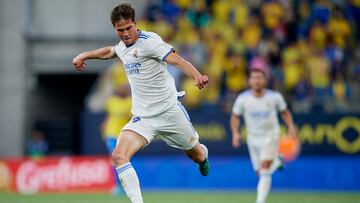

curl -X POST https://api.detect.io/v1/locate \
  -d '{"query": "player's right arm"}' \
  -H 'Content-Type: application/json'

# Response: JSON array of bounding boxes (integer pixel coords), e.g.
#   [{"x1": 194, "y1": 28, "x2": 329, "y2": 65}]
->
[
  {"x1": 72, "y1": 46, "x2": 117, "y2": 71},
  {"x1": 230, "y1": 113, "x2": 241, "y2": 148}
]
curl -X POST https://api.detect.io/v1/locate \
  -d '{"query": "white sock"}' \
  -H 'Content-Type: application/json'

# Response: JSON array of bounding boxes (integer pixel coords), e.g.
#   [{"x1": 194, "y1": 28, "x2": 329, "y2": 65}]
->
[
  {"x1": 256, "y1": 169, "x2": 272, "y2": 203},
  {"x1": 269, "y1": 157, "x2": 281, "y2": 174},
  {"x1": 200, "y1": 144, "x2": 208, "y2": 160},
  {"x1": 116, "y1": 163, "x2": 143, "y2": 203}
]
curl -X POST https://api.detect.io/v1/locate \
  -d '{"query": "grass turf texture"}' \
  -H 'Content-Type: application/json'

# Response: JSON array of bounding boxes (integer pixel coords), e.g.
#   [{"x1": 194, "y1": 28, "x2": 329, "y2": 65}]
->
[{"x1": 1, "y1": 191, "x2": 359, "y2": 203}]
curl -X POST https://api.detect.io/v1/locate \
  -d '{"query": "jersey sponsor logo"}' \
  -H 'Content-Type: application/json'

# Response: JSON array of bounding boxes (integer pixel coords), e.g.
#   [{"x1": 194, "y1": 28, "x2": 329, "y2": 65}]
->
[
  {"x1": 132, "y1": 117, "x2": 141, "y2": 123},
  {"x1": 249, "y1": 111, "x2": 270, "y2": 119},
  {"x1": 124, "y1": 62, "x2": 141, "y2": 75}
]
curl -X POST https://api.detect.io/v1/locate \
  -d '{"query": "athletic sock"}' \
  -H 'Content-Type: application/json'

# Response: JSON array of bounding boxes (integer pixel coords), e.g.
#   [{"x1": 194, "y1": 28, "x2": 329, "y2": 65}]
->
[
  {"x1": 116, "y1": 162, "x2": 143, "y2": 203},
  {"x1": 200, "y1": 144, "x2": 208, "y2": 160},
  {"x1": 256, "y1": 169, "x2": 272, "y2": 203},
  {"x1": 269, "y1": 156, "x2": 281, "y2": 174}
]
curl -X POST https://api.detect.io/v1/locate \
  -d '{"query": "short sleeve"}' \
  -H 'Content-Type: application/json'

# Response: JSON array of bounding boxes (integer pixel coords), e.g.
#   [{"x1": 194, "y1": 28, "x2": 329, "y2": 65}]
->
[
  {"x1": 232, "y1": 95, "x2": 244, "y2": 116},
  {"x1": 144, "y1": 33, "x2": 174, "y2": 61},
  {"x1": 113, "y1": 42, "x2": 123, "y2": 58},
  {"x1": 275, "y1": 92, "x2": 287, "y2": 112},
  {"x1": 112, "y1": 46, "x2": 117, "y2": 57}
]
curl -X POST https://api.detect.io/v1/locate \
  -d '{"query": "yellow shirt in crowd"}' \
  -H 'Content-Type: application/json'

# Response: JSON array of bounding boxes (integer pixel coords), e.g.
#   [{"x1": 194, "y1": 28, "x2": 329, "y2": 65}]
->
[
  {"x1": 327, "y1": 18, "x2": 351, "y2": 48},
  {"x1": 103, "y1": 96, "x2": 132, "y2": 138},
  {"x1": 262, "y1": 1, "x2": 284, "y2": 30}
]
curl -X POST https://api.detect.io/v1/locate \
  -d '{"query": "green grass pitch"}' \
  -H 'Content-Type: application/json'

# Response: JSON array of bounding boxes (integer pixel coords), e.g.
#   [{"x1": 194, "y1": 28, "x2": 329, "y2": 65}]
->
[{"x1": 1, "y1": 191, "x2": 359, "y2": 203}]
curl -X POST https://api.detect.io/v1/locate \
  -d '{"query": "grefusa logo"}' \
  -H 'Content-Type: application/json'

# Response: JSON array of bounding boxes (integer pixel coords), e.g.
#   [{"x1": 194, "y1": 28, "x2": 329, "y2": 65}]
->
[{"x1": 16, "y1": 158, "x2": 110, "y2": 193}]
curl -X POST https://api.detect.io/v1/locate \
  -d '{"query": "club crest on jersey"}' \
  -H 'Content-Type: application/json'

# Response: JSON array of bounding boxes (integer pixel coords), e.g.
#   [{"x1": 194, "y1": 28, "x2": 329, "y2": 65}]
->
[
  {"x1": 265, "y1": 102, "x2": 271, "y2": 108},
  {"x1": 133, "y1": 49, "x2": 138, "y2": 58}
]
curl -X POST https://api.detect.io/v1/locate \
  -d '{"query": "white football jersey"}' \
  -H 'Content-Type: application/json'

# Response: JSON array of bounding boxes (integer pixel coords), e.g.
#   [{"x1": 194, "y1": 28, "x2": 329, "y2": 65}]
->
[
  {"x1": 114, "y1": 31, "x2": 178, "y2": 117},
  {"x1": 232, "y1": 89, "x2": 287, "y2": 145}
]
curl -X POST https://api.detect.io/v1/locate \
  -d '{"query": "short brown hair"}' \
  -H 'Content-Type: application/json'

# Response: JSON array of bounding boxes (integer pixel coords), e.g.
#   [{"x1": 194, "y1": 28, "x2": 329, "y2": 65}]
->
[
  {"x1": 249, "y1": 68, "x2": 267, "y2": 78},
  {"x1": 110, "y1": 3, "x2": 135, "y2": 26}
]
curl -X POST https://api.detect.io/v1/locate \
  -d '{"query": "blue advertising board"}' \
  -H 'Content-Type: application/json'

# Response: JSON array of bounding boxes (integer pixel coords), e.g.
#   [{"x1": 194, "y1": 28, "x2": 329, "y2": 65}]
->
[
  {"x1": 131, "y1": 156, "x2": 360, "y2": 190},
  {"x1": 81, "y1": 110, "x2": 360, "y2": 155},
  {"x1": 80, "y1": 110, "x2": 360, "y2": 190}
]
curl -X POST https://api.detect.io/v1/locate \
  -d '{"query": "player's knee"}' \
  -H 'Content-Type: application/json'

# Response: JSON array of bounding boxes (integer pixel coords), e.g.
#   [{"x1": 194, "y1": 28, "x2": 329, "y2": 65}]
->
[
  {"x1": 190, "y1": 152, "x2": 204, "y2": 163},
  {"x1": 111, "y1": 151, "x2": 129, "y2": 165},
  {"x1": 261, "y1": 160, "x2": 272, "y2": 169}
]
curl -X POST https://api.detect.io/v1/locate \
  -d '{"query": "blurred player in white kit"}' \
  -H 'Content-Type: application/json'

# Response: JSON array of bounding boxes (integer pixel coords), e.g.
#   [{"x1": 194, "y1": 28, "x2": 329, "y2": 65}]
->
[
  {"x1": 230, "y1": 69, "x2": 297, "y2": 203},
  {"x1": 72, "y1": 3, "x2": 210, "y2": 203}
]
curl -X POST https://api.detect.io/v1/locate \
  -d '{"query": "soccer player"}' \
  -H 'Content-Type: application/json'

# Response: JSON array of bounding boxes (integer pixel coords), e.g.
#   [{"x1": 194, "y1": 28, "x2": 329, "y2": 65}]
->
[
  {"x1": 230, "y1": 69, "x2": 297, "y2": 203},
  {"x1": 72, "y1": 3, "x2": 210, "y2": 203}
]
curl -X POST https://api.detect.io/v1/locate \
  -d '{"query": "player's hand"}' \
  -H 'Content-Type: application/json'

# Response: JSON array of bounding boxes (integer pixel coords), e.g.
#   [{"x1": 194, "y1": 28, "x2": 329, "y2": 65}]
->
[
  {"x1": 72, "y1": 54, "x2": 87, "y2": 72},
  {"x1": 194, "y1": 75, "x2": 208, "y2": 89},
  {"x1": 232, "y1": 133, "x2": 241, "y2": 148}
]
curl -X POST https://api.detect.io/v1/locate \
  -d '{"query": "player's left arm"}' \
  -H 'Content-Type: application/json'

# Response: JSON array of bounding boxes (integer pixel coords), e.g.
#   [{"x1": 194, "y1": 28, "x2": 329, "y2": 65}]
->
[
  {"x1": 280, "y1": 109, "x2": 297, "y2": 138},
  {"x1": 276, "y1": 92, "x2": 296, "y2": 137},
  {"x1": 164, "y1": 52, "x2": 208, "y2": 89}
]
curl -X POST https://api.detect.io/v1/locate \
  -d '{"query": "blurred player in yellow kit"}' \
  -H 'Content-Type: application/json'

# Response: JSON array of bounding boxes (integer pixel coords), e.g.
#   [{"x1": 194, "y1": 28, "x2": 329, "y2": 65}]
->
[
  {"x1": 101, "y1": 82, "x2": 132, "y2": 195},
  {"x1": 102, "y1": 84, "x2": 132, "y2": 151}
]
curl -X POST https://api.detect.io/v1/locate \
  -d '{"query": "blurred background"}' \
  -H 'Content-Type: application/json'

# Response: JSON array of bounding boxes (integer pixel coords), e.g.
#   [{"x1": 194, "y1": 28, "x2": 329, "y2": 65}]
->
[{"x1": 0, "y1": 0, "x2": 360, "y2": 201}]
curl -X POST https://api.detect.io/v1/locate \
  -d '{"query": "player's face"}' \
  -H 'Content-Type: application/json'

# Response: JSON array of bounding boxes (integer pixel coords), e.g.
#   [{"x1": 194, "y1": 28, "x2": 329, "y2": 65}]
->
[
  {"x1": 114, "y1": 18, "x2": 138, "y2": 46},
  {"x1": 249, "y1": 71, "x2": 266, "y2": 91}
]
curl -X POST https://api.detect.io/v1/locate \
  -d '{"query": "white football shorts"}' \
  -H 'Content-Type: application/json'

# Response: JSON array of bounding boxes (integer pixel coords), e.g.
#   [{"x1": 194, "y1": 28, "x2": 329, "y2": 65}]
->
[
  {"x1": 120, "y1": 101, "x2": 199, "y2": 150},
  {"x1": 248, "y1": 137, "x2": 279, "y2": 171}
]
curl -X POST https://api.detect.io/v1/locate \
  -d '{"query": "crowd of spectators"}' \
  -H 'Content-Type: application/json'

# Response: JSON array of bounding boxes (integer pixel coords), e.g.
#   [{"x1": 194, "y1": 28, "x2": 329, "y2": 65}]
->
[{"x1": 100, "y1": 0, "x2": 360, "y2": 113}]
